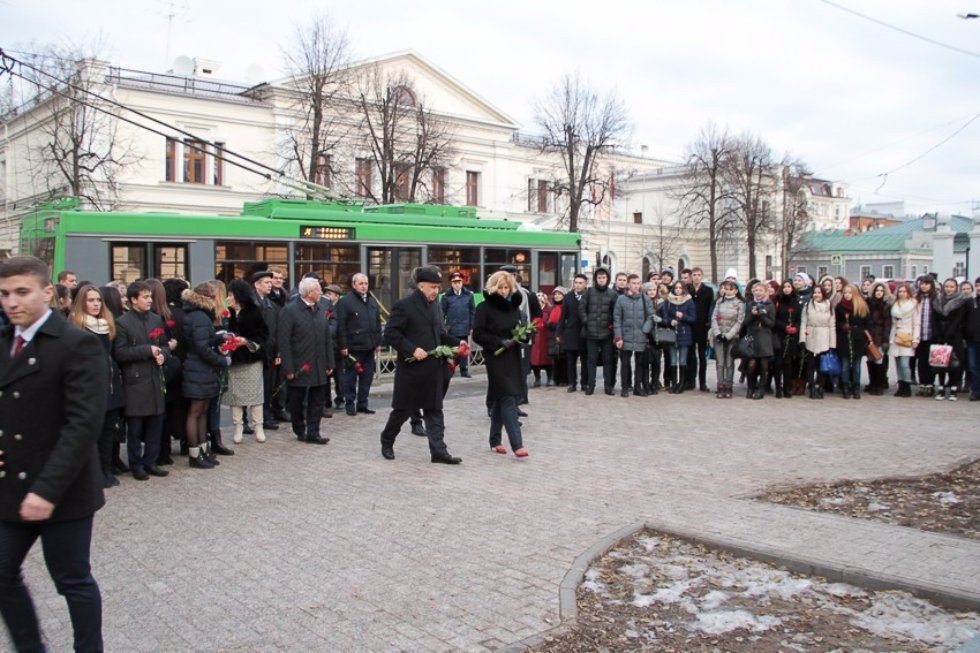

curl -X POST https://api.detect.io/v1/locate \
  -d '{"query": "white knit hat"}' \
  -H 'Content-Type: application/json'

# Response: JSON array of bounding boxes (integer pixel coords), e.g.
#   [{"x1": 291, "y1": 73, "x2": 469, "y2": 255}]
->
[{"x1": 725, "y1": 268, "x2": 738, "y2": 281}]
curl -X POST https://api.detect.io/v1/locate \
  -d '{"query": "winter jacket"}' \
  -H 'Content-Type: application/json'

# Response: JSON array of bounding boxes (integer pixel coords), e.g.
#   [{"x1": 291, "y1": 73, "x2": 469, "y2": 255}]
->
[
  {"x1": 256, "y1": 294, "x2": 280, "y2": 361},
  {"x1": 578, "y1": 268, "x2": 616, "y2": 340},
  {"x1": 474, "y1": 291, "x2": 525, "y2": 398},
  {"x1": 90, "y1": 330, "x2": 126, "y2": 412},
  {"x1": 614, "y1": 292, "x2": 655, "y2": 352},
  {"x1": 278, "y1": 298, "x2": 335, "y2": 388},
  {"x1": 889, "y1": 299, "x2": 921, "y2": 357},
  {"x1": 558, "y1": 291, "x2": 585, "y2": 350},
  {"x1": 742, "y1": 298, "x2": 776, "y2": 358},
  {"x1": 180, "y1": 289, "x2": 231, "y2": 400},
  {"x1": 933, "y1": 292, "x2": 968, "y2": 351},
  {"x1": 336, "y1": 291, "x2": 382, "y2": 352},
  {"x1": 866, "y1": 288, "x2": 892, "y2": 350},
  {"x1": 773, "y1": 293, "x2": 802, "y2": 362},
  {"x1": 965, "y1": 296, "x2": 980, "y2": 345},
  {"x1": 114, "y1": 309, "x2": 169, "y2": 417},
  {"x1": 710, "y1": 295, "x2": 744, "y2": 343},
  {"x1": 800, "y1": 299, "x2": 836, "y2": 355},
  {"x1": 440, "y1": 287, "x2": 476, "y2": 337},
  {"x1": 834, "y1": 300, "x2": 870, "y2": 363},
  {"x1": 658, "y1": 293, "x2": 696, "y2": 348}
]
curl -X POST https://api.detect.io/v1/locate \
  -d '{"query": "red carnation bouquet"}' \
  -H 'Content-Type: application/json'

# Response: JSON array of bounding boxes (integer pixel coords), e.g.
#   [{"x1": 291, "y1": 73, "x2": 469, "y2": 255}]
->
[
  {"x1": 273, "y1": 361, "x2": 312, "y2": 397},
  {"x1": 346, "y1": 354, "x2": 365, "y2": 374}
]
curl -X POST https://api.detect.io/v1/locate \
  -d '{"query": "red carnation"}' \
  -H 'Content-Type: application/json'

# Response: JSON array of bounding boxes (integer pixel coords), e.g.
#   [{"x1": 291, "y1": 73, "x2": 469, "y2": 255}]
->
[
  {"x1": 458, "y1": 341, "x2": 470, "y2": 357},
  {"x1": 221, "y1": 308, "x2": 231, "y2": 318},
  {"x1": 166, "y1": 319, "x2": 176, "y2": 328},
  {"x1": 448, "y1": 360, "x2": 457, "y2": 374},
  {"x1": 301, "y1": 362, "x2": 312, "y2": 373},
  {"x1": 354, "y1": 362, "x2": 365, "y2": 374},
  {"x1": 148, "y1": 327, "x2": 166, "y2": 340}
]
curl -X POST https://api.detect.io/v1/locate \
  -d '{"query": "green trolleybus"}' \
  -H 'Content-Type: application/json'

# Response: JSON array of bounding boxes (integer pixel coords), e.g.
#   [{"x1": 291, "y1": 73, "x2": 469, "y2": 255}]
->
[{"x1": 19, "y1": 197, "x2": 581, "y2": 313}]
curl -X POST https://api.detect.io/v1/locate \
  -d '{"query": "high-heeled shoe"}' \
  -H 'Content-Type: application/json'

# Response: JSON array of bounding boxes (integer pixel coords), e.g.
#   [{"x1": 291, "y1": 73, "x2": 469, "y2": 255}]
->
[
  {"x1": 491, "y1": 445, "x2": 507, "y2": 454},
  {"x1": 514, "y1": 448, "x2": 529, "y2": 458}
]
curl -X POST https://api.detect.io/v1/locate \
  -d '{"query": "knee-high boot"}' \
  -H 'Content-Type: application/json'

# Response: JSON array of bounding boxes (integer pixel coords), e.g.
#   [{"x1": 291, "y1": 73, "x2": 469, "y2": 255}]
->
[
  {"x1": 231, "y1": 406, "x2": 244, "y2": 444},
  {"x1": 250, "y1": 404, "x2": 266, "y2": 443}
]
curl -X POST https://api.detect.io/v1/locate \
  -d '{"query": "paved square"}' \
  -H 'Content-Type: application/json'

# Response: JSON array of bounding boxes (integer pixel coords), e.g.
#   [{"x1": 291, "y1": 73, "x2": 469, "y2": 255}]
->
[{"x1": 5, "y1": 372, "x2": 979, "y2": 651}]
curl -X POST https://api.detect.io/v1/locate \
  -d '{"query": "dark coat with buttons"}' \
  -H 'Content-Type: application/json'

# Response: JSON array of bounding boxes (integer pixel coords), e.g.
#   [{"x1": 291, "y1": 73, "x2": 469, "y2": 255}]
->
[
  {"x1": 0, "y1": 311, "x2": 107, "y2": 522},
  {"x1": 114, "y1": 309, "x2": 169, "y2": 417},
  {"x1": 336, "y1": 291, "x2": 382, "y2": 352},
  {"x1": 384, "y1": 289, "x2": 459, "y2": 411},
  {"x1": 440, "y1": 287, "x2": 476, "y2": 337},
  {"x1": 277, "y1": 297, "x2": 335, "y2": 388},
  {"x1": 473, "y1": 291, "x2": 523, "y2": 398},
  {"x1": 557, "y1": 291, "x2": 584, "y2": 351}
]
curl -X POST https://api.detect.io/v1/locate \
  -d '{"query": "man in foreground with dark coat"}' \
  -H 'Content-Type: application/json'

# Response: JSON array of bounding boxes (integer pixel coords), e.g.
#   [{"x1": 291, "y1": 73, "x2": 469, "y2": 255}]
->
[
  {"x1": 278, "y1": 277, "x2": 335, "y2": 445},
  {"x1": 0, "y1": 256, "x2": 108, "y2": 652},
  {"x1": 380, "y1": 266, "x2": 465, "y2": 464}
]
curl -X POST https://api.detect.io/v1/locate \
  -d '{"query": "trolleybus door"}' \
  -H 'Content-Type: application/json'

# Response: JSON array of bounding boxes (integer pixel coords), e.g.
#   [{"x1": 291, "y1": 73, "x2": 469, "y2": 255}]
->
[{"x1": 366, "y1": 246, "x2": 421, "y2": 316}]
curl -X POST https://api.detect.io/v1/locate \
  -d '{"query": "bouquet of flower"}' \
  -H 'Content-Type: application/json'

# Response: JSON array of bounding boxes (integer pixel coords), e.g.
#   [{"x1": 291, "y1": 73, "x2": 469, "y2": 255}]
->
[
  {"x1": 405, "y1": 341, "x2": 470, "y2": 363},
  {"x1": 347, "y1": 354, "x2": 365, "y2": 374},
  {"x1": 219, "y1": 333, "x2": 241, "y2": 355},
  {"x1": 148, "y1": 327, "x2": 168, "y2": 394},
  {"x1": 273, "y1": 361, "x2": 312, "y2": 397},
  {"x1": 494, "y1": 321, "x2": 537, "y2": 356}
]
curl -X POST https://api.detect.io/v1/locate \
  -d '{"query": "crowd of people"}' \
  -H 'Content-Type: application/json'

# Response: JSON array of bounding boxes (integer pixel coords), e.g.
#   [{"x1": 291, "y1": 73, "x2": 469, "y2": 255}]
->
[{"x1": 512, "y1": 265, "x2": 980, "y2": 405}]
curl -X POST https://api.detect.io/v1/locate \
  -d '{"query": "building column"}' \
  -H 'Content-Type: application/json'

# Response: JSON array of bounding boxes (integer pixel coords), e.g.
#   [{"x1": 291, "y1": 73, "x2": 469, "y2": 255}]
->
[
  {"x1": 931, "y1": 226, "x2": 955, "y2": 279},
  {"x1": 969, "y1": 221, "x2": 980, "y2": 282}
]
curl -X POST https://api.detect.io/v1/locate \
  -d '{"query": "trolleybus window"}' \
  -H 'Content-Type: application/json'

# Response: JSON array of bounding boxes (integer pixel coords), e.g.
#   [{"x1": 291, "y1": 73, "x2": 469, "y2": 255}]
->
[
  {"x1": 296, "y1": 243, "x2": 359, "y2": 290},
  {"x1": 215, "y1": 242, "x2": 288, "y2": 284},
  {"x1": 429, "y1": 247, "x2": 481, "y2": 292}
]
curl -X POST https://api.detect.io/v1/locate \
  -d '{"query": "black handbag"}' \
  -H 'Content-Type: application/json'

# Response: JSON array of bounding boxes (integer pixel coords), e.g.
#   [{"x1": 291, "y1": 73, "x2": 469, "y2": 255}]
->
[
  {"x1": 732, "y1": 334, "x2": 754, "y2": 359},
  {"x1": 655, "y1": 327, "x2": 677, "y2": 346}
]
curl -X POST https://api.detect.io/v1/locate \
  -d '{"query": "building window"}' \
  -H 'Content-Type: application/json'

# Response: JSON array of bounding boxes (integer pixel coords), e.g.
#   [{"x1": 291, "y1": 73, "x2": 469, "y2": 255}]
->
[
  {"x1": 818, "y1": 266, "x2": 828, "y2": 277},
  {"x1": 797, "y1": 266, "x2": 807, "y2": 274},
  {"x1": 883, "y1": 265, "x2": 895, "y2": 278},
  {"x1": 953, "y1": 261, "x2": 966, "y2": 278},
  {"x1": 394, "y1": 163, "x2": 411, "y2": 202},
  {"x1": 389, "y1": 85, "x2": 417, "y2": 108},
  {"x1": 633, "y1": 212, "x2": 643, "y2": 225},
  {"x1": 911, "y1": 265, "x2": 917, "y2": 278},
  {"x1": 314, "y1": 152, "x2": 332, "y2": 187},
  {"x1": 537, "y1": 179, "x2": 549, "y2": 213},
  {"x1": 466, "y1": 171, "x2": 480, "y2": 206},
  {"x1": 212, "y1": 142, "x2": 224, "y2": 186},
  {"x1": 923, "y1": 265, "x2": 929, "y2": 274},
  {"x1": 431, "y1": 168, "x2": 446, "y2": 204},
  {"x1": 528, "y1": 178, "x2": 549, "y2": 213},
  {"x1": 527, "y1": 179, "x2": 535, "y2": 212},
  {"x1": 355, "y1": 158, "x2": 372, "y2": 198},
  {"x1": 165, "y1": 138, "x2": 176, "y2": 182},
  {"x1": 184, "y1": 140, "x2": 208, "y2": 184},
  {"x1": 860, "y1": 265, "x2": 872, "y2": 280}
]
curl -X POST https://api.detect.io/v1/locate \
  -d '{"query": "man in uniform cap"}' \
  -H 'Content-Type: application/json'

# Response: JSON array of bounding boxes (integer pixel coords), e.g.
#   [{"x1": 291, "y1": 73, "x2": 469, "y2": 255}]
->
[{"x1": 440, "y1": 271, "x2": 475, "y2": 378}]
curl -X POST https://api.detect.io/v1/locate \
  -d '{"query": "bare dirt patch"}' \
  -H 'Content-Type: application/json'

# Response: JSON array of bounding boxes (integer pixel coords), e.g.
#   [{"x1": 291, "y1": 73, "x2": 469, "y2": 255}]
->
[
  {"x1": 530, "y1": 531, "x2": 978, "y2": 653},
  {"x1": 759, "y1": 459, "x2": 978, "y2": 540}
]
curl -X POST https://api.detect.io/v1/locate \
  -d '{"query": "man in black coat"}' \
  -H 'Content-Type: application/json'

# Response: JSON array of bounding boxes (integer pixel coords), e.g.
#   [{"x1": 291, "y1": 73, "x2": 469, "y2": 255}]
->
[
  {"x1": 687, "y1": 267, "x2": 715, "y2": 391},
  {"x1": 380, "y1": 266, "x2": 464, "y2": 464},
  {"x1": 254, "y1": 270, "x2": 285, "y2": 429},
  {"x1": 277, "y1": 277, "x2": 335, "y2": 444},
  {"x1": 558, "y1": 274, "x2": 588, "y2": 391},
  {"x1": 337, "y1": 272, "x2": 382, "y2": 416},
  {"x1": 0, "y1": 256, "x2": 108, "y2": 652}
]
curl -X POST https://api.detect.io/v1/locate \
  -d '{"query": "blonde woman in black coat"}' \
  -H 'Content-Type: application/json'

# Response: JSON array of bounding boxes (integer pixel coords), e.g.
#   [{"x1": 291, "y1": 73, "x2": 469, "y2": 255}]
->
[{"x1": 473, "y1": 270, "x2": 528, "y2": 458}]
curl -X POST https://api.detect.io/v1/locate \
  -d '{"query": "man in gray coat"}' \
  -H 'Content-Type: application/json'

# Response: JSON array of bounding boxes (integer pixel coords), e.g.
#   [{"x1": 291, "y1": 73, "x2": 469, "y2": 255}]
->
[
  {"x1": 278, "y1": 277, "x2": 335, "y2": 444},
  {"x1": 614, "y1": 274, "x2": 655, "y2": 397}
]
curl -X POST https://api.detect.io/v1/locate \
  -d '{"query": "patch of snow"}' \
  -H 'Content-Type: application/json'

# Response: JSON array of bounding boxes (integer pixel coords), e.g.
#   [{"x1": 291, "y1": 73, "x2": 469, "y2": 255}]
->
[
  {"x1": 637, "y1": 535, "x2": 661, "y2": 551},
  {"x1": 822, "y1": 583, "x2": 867, "y2": 599},
  {"x1": 692, "y1": 609, "x2": 782, "y2": 635},
  {"x1": 866, "y1": 501, "x2": 891, "y2": 512},
  {"x1": 619, "y1": 563, "x2": 649, "y2": 579},
  {"x1": 633, "y1": 578, "x2": 697, "y2": 606},
  {"x1": 581, "y1": 568, "x2": 607, "y2": 594},
  {"x1": 820, "y1": 496, "x2": 847, "y2": 505},
  {"x1": 846, "y1": 592, "x2": 980, "y2": 646},
  {"x1": 700, "y1": 590, "x2": 730, "y2": 610},
  {"x1": 933, "y1": 491, "x2": 961, "y2": 505}
]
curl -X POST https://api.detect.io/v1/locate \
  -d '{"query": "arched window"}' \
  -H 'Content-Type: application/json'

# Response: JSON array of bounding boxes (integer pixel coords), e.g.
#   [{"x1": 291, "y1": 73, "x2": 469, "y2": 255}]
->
[
  {"x1": 389, "y1": 85, "x2": 417, "y2": 107},
  {"x1": 641, "y1": 257, "x2": 651, "y2": 280}
]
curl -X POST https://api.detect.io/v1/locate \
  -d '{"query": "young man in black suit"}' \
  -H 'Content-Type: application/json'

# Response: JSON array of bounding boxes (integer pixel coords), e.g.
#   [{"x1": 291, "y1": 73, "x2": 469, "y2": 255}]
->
[{"x1": 0, "y1": 255, "x2": 108, "y2": 652}]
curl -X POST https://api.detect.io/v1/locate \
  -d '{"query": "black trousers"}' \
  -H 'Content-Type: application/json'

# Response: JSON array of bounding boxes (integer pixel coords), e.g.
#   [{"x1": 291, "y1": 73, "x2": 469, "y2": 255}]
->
[
  {"x1": 915, "y1": 340, "x2": 936, "y2": 386},
  {"x1": 287, "y1": 384, "x2": 327, "y2": 439},
  {"x1": 380, "y1": 408, "x2": 449, "y2": 457},
  {"x1": 586, "y1": 338, "x2": 614, "y2": 390},
  {"x1": 619, "y1": 349, "x2": 646, "y2": 391},
  {"x1": 0, "y1": 516, "x2": 102, "y2": 653}
]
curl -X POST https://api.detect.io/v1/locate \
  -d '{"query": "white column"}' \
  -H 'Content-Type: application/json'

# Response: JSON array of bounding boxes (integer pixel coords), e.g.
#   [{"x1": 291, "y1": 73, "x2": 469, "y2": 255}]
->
[
  {"x1": 931, "y1": 226, "x2": 955, "y2": 279},
  {"x1": 969, "y1": 221, "x2": 980, "y2": 281}
]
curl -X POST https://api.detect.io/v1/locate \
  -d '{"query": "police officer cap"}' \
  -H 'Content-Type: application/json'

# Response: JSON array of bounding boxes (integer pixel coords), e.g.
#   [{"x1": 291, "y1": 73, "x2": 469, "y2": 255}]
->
[{"x1": 251, "y1": 270, "x2": 273, "y2": 282}]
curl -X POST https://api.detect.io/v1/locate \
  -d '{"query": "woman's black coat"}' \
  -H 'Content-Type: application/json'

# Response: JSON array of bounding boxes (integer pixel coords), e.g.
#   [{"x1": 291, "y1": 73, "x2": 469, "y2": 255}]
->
[
  {"x1": 473, "y1": 291, "x2": 523, "y2": 399},
  {"x1": 228, "y1": 301, "x2": 268, "y2": 366}
]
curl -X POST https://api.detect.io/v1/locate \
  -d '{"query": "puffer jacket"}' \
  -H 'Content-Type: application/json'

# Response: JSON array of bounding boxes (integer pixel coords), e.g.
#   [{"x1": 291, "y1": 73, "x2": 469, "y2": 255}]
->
[
  {"x1": 180, "y1": 289, "x2": 231, "y2": 400},
  {"x1": 800, "y1": 299, "x2": 836, "y2": 354},
  {"x1": 743, "y1": 298, "x2": 776, "y2": 358},
  {"x1": 710, "y1": 295, "x2": 744, "y2": 342},
  {"x1": 866, "y1": 286, "x2": 892, "y2": 349},
  {"x1": 613, "y1": 292, "x2": 654, "y2": 352},
  {"x1": 578, "y1": 267, "x2": 616, "y2": 340}
]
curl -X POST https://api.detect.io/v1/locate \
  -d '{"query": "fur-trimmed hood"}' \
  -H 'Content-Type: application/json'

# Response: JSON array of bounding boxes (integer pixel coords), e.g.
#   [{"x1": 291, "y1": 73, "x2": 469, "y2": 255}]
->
[
  {"x1": 667, "y1": 291, "x2": 691, "y2": 306},
  {"x1": 181, "y1": 288, "x2": 217, "y2": 314},
  {"x1": 482, "y1": 290, "x2": 522, "y2": 312}
]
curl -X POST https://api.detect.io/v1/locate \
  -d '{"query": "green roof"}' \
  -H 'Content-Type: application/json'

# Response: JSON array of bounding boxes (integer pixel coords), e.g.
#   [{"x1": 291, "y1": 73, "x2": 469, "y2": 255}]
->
[
  {"x1": 800, "y1": 230, "x2": 911, "y2": 253},
  {"x1": 873, "y1": 215, "x2": 975, "y2": 236}
]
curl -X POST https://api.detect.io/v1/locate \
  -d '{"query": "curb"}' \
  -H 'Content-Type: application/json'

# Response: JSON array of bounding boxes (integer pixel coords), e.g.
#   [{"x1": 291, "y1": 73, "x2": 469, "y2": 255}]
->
[{"x1": 498, "y1": 519, "x2": 980, "y2": 652}]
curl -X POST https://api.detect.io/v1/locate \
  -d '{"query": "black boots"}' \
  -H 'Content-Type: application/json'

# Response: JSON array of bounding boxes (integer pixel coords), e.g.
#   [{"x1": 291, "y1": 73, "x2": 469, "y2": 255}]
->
[{"x1": 209, "y1": 430, "x2": 235, "y2": 456}]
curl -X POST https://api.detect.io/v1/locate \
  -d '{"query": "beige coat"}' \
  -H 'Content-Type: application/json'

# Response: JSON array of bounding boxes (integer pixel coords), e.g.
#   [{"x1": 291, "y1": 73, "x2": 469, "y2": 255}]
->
[
  {"x1": 889, "y1": 299, "x2": 921, "y2": 357},
  {"x1": 800, "y1": 299, "x2": 836, "y2": 354}
]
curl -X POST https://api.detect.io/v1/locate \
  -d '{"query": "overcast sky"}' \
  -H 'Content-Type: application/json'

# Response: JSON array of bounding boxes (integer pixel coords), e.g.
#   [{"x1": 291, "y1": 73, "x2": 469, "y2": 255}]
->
[{"x1": 3, "y1": 0, "x2": 978, "y2": 215}]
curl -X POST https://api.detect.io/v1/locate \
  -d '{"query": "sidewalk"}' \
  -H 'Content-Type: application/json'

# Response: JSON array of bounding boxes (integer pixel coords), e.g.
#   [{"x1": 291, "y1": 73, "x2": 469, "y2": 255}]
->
[{"x1": 6, "y1": 373, "x2": 978, "y2": 651}]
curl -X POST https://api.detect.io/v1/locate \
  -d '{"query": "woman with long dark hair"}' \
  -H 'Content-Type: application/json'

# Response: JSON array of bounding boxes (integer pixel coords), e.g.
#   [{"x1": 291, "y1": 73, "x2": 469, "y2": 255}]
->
[
  {"x1": 224, "y1": 279, "x2": 269, "y2": 444},
  {"x1": 800, "y1": 285, "x2": 836, "y2": 399},
  {"x1": 914, "y1": 277, "x2": 939, "y2": 396},
  {"x1": 658, "y1": 280, "x2": 696, "y2": 394},
  {"x1": 772, "y1": 280, "x2": 800, "y2": 399},
  {"x1": 865, "y1": 282, "x2": 892, "y2": 395},
  {"x1": 70, "y1": 285, "x2": 127, "y2": 487},
  {"x1": 932, "y1": 277, "x2": 969, "y2": 400}
]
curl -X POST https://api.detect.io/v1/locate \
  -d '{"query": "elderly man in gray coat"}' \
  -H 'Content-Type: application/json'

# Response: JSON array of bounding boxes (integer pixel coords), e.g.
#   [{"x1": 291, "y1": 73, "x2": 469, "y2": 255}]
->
[{"x1": 278, "y1": 277, "x2": 335, "y2": 444}]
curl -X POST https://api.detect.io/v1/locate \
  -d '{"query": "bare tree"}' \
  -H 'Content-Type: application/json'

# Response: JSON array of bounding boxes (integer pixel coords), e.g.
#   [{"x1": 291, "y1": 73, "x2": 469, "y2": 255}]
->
[
  {"x1": 19, "y1": 44, "x2": 140, "y2": 210},
  {"x1": 778, "y1": 159, "x2": 813, "y2": 277},
  {"x1": 726, "y1": 132, "x2": 776, "y2": 279},
  {"x1": 674, "y1": 123, "x2": 738, "y2": 282},
  {"x1": 353, "y1": 66, "x2": 453, "y2": 204},
  {"x1": 280, "y1": 15, "x2": 351, "y2": 188},
  {"x1": 534, "y1": 72, "x2": 630, "y2": 233},
  {"x1": 646, "y1": 199, "x2": 685, "y2": 273}
]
